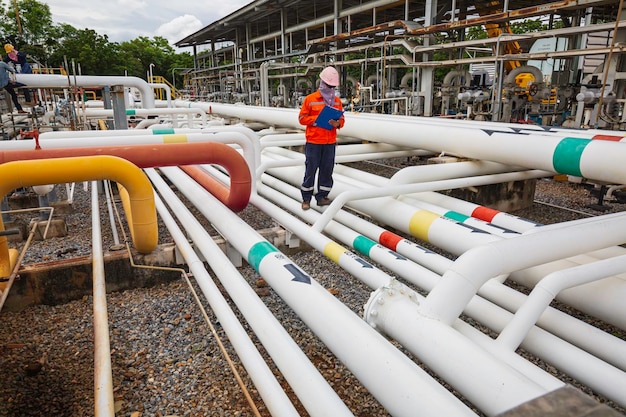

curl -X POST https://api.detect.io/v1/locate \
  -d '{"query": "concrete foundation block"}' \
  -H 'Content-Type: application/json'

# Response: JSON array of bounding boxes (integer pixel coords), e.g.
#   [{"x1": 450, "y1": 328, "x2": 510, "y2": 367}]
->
[
  {"x1": 28, "y1": 218, "x2": 68, "y2": 240},
  {"x1": 51, "y1": 200, "x2": 74, "y2": 214},
  {"x1": 496, "y1": 386, "x2": 624, "y2": 417}
]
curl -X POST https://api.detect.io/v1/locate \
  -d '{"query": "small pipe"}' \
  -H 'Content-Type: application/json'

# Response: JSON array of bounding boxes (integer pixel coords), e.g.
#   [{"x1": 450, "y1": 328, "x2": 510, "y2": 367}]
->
[
  {"x1": 91, "y1": 182, "x2": 115, "y2": 417},
  {"x1": 103, "y1": 181, "x2": 120, "y2": 246},
  {"x1": 420, "y1": 213, "x2": 626, "y2": 327},
  {"x1": 496, "y1": 254, "x2": 626, "y2": 351},
  {"x1": 311, "y1": 169, "x2": 551, "y2": 232},
  {"x1": 0, "y1": 221, "x2": 38, "y2": 312}
]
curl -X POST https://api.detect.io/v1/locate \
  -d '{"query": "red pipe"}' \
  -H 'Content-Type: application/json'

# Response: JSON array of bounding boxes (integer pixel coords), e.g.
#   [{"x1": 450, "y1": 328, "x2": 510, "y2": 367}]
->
[
  {"x1": 179, "y1": 165, "x2": 250, "y2": 212},
  {"x1": 0, "y1": 141, "x2": 251, "y2": 212}
]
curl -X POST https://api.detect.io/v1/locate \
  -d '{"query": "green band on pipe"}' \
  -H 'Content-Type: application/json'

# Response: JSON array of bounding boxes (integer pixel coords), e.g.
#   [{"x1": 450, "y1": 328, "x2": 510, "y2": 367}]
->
[
  {"x1": 125, "y1": 109, "x2": 136, "y2": 115},
  {"x1": 152, "y1": 128, "x2": 176, "y2": 135},
  {"x1": 553, "y1": 137, "x2": 591, "y2": 177},
  {"x1": 444, "y1": 211, "x2": 469, "y2": 223},
  {"x1": 353, "y1": 235, "x2": 377, "y2": 256},
  {"x1": 248, "y1": 241, "x2": 279, "y2": 273}
]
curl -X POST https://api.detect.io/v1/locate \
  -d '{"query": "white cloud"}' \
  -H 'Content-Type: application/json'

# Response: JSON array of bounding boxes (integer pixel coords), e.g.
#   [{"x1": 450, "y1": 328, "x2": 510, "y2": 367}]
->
[
  {"x1": 156, "y1": 14, "x2": 203, "y2": 44},
  {"x1": 117, "y1": 0, "x2": 147, "y2": 11},
  {"x1": 44, "y1": 0, "x2": 254, "y2": 47}
]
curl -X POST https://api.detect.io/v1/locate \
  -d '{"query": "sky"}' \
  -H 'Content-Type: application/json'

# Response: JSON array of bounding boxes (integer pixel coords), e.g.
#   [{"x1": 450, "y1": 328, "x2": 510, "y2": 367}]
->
[{"x1": 41, "y1": 0, "x2": 253, "y2": 49}]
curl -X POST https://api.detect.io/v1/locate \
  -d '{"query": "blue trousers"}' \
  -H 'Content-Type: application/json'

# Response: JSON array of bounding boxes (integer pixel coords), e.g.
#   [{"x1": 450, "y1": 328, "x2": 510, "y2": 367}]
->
[{"x1": 301, "y1": 142, "x2": 336, "y2": 203}]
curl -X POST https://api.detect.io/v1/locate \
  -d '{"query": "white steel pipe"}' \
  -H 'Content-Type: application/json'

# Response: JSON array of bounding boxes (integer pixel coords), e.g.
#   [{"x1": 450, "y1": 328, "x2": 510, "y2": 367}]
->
[
  {"x1": 278, "y1": 163, "x2": 626, "y2": 370},
  {"x1": 363, "y1": 280, "x2": 552, "y2": 416},
  {"x1": 208, "y1": 166, "x2": 563, "y2": 414},
  {"x1": 257, "y1": 154, "x2": 626, "y2": 372},
  {"x1": 496, "y1": 254, "x2": 626, "y2": 351},
  {"x1": 151, "y1": 187, "x2": 352, "y2": 417},
  {"x1": 91, "y1": 183, "x2": 115, "y2": 417},
  {"x1": 253, "y1": 174, "x2": 565, "y2": 391},
  {"x1": 159, "y1": 166, "x2": 477, "y2": 417},
  {"x1": 311, "y1": 169, "x2": 549, "y2": 233},
  {"x1": 149, "y1": 83, "x2": 172, "y2": 107},
  {"x1": 81, "y1": 108, "x2": 206, "y2": 128},
  {"x1": 16, "y1": 73, "x2": 156, "y2": 109},
  {"x1": 201, "y1": 103, "x2": 626, "y2": 186},
  {"x1": 146, "y1": 184, "x2": 310, "y2": 416},
  {"x1": 421, "y1": 214, "x2": 626, "y2": 327},
  {"x1": 264, "y1": 149, "x2": 626, "y2": 328},
  {"x1": 260, "y1": 171, "x2": 454, "y2": 274}
]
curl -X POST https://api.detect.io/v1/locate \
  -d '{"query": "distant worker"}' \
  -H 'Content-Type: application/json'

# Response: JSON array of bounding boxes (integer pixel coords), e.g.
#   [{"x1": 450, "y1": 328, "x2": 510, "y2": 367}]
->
[
  {"x1": 0, "y1": 57, "x2": 26, "y2": 113},
  {"x1": 4, "y1": 44, "x2": 32, "y2": 74},
  {"x1": 298, "y1": 66, "x2": 345, "y2": 210},
  {"x1": 3, "y1": 43, "x2": 32, "y2": 103}
]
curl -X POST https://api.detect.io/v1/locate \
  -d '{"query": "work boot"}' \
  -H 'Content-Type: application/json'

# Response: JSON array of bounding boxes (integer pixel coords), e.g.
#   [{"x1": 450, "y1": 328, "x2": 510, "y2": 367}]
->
[
  {"x1": 302, "y1": 201, "x2": 310, "y2": 210},
  {"x1": 317, "y1": 197, "x2": 331, "y2": 206}
]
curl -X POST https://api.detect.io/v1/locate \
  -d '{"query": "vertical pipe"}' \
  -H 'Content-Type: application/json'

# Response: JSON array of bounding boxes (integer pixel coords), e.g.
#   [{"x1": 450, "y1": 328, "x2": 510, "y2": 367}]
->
[
  {"x1": 91, "y1": 182, "x2": 115, "y2": 417},
  {"x1": 103, "y1": 181, "x2": 120, "y2": 246},
  {"x1": 1, "y1": 196, "x2": 10, "y2": 223}
]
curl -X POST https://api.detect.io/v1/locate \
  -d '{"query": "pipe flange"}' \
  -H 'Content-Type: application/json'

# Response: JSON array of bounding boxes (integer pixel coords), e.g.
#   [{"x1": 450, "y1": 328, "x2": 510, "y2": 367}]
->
[{"x1": 363, "y1": 279, "x2": 419, "y2": 331}]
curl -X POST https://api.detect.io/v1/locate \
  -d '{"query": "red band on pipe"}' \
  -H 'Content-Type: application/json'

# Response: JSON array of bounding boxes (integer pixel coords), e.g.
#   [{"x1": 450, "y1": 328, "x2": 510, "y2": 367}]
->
[
  {"x1": 592, "y1": 135, "x2": 622, "y2": 142},
  {"x1": 472, "y1": 206, "x2": 499, "y2": 223},
  {"x1": 379, "y1": 231, "x2": 403, "y2": 251}
]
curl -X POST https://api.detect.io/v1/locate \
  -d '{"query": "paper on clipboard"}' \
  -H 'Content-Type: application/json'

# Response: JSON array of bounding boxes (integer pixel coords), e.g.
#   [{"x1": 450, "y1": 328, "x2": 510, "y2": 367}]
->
[{"x1": 315, "y1": 105, "x2": 344, "y2": 130}]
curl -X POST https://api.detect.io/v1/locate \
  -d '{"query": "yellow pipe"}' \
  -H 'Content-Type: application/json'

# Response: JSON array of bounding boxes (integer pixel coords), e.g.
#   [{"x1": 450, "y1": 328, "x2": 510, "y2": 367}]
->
[
  {"x1": 0, "y1": 155, "x2": 158, "y2": 277},
  {"x1": 117, "y1": 183, "x2": 135, "y2": 245},
  {"x1": 0, "y1": 249, "x2": 19, "y2": 290}
]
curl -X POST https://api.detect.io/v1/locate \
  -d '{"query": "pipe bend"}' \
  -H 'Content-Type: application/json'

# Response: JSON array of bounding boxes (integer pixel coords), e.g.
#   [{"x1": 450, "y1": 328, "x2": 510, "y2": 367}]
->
[{"x1": 0, "y1": 155, "x2": 158, "y2": 256}]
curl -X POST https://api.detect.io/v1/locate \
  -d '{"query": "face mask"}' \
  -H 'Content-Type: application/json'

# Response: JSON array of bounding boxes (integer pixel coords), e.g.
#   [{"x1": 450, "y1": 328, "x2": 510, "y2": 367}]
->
[{"x1": 319, "y1": 81, "x2": 336, "y2": 106}]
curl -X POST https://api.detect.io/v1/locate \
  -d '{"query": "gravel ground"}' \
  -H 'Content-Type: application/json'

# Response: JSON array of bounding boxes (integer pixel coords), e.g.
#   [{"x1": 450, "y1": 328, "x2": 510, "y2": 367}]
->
[{"x1": 1, "y1": 160, "x2": 625, "y2": 417}]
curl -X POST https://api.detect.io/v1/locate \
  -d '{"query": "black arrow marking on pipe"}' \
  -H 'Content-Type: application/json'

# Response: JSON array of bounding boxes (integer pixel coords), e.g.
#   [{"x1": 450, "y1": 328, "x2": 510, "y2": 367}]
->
[
  {"x1": 456, "y1": 222, "x2": 490, "y2": 234},
  {"x1": 284, "y1": 264, "x2": 311, "y2": 284},
  {"x1": 388, "y1": 250, "x2": 408, "y2": 260},
  {"x1": 486, "y1": 223, "x2": 519, "y2": 234},
  {"x1": 355, "y1": 258, "x2": 374, "y2": 268},
  {"x1": 481, "y1": 129, "x2": 499, "y2": 136}
]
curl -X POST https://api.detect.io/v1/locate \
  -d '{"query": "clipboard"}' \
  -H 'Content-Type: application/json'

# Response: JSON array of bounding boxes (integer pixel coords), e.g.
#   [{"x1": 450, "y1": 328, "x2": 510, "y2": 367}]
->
[{"x1": 315, "y1": 105, "x2": 344, "y2": 130}]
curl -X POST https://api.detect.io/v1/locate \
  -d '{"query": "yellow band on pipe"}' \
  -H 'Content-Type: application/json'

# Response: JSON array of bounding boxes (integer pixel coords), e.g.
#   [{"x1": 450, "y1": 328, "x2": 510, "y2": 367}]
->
[
  {"x1": 408, "y1": 210, "x2": 440, "y2": 243},
  {"x1": 162, "y1": 134, "x2": 188, "y2": 143},
  {"x1": 0, "y1": 155, "x2": 158, "y2": 276}
]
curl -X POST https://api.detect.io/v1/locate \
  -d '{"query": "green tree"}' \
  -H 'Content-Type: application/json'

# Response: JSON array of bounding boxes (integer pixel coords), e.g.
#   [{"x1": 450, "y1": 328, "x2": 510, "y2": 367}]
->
[
  {"x1": 117, "y1": 36, "x2": 177, "y2": 79},
  {"x1": 0, "y1": 0, "x2": 54, "y2": 59},
  {"x1": 48, "y1": 26, "x2": 121, "y2": 75},
  {"x1": 0, "y1": 0, "x2": 196, "y2": 82}
]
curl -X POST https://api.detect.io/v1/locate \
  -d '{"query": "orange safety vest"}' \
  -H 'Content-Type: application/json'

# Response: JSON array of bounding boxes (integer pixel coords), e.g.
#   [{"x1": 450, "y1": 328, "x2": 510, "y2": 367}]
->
[{"x1": 298, "y1": 91, "x2": 345, "y2": 144}]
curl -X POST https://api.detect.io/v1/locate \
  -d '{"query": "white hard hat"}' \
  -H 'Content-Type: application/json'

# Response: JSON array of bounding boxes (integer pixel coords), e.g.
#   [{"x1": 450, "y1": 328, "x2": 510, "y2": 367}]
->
[{"x1": 320, "y1": 66, "x2": 339, "y2": 87}]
